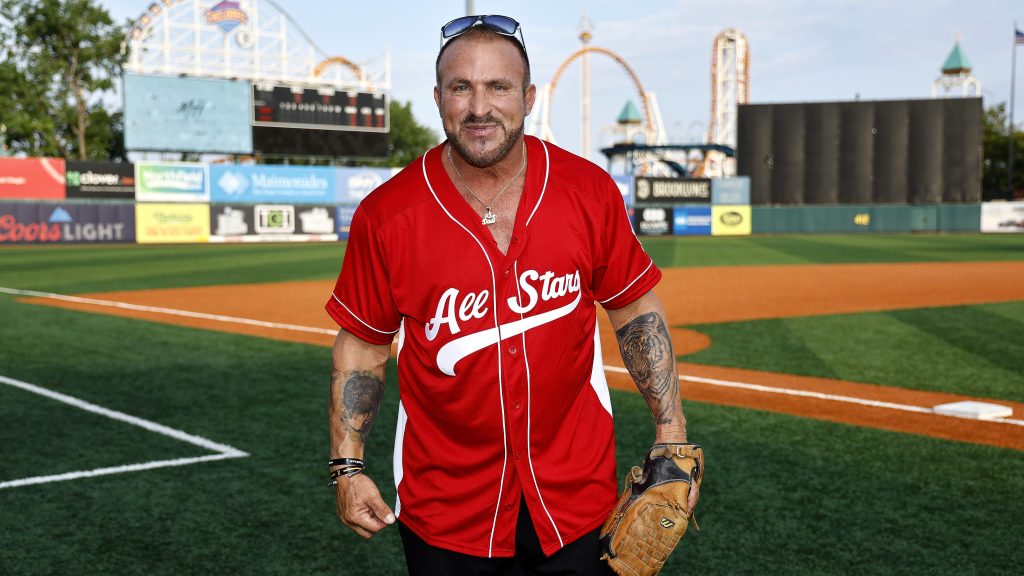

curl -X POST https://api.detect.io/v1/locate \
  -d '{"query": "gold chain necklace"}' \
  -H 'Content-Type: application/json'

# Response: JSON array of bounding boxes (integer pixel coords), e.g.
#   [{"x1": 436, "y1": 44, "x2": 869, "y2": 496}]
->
[{"x1": 447, "y1": 142, "x2": 527, "y2": 226}]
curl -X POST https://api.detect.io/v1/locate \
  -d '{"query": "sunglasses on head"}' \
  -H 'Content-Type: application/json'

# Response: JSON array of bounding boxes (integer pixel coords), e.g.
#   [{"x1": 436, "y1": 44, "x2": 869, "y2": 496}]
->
[{"x1": 440, "y1": 15, "x2": 525, "y2": 49}]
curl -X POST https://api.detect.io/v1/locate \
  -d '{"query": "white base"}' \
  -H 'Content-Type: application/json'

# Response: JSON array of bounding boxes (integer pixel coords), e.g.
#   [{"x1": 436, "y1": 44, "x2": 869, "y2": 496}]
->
[{"x1": 932, "y1": 401, "x2": 1013, "y2": 420}]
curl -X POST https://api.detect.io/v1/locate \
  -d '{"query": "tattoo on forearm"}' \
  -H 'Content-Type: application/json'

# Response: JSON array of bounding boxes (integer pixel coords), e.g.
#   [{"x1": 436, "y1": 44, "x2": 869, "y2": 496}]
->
[
  {"x1": 333, "y1": 369, "x2": 384, "y2": 444},
  {"x1": 615, "y1": 312, "x2": 679, "y2": 425}
]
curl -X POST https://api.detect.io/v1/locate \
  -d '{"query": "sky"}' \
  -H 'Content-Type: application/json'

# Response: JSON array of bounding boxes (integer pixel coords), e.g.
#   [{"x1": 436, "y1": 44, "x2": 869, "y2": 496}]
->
[{"x1": 102, "y1": 0, "x2": 1024, "y2": 162}]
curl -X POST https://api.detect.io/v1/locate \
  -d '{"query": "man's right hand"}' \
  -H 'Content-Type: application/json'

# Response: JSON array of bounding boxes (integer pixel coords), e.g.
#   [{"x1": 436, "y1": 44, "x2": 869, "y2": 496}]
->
[{"x1": 334, "y1": 473, "x2": 396, "y2": 539}]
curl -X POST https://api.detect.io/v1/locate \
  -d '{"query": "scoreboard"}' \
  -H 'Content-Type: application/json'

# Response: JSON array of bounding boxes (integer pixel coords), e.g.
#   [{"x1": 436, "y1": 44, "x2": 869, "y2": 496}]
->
[
  {"x1": 250, "y1": 83, "x2": 390, "y2": 158},
  {"x1": 252, "y1": 84, "x2": 388, "y2": 132}
]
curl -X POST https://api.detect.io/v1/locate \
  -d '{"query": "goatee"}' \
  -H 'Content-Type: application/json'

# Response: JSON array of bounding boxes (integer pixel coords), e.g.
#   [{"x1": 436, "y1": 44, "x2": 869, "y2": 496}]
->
[{"x1": 446, "y1": 114, "x2": 524, "y2": 168}]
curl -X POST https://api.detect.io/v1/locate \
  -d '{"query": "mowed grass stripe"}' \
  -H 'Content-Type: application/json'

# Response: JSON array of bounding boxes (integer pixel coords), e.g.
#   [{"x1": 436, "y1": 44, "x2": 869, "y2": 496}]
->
[
  {"x1": 2, "y1": 287, "x2": 1022, "y2": 573},
  {"x1": 682, "y1": 302, "x2": 1024, "y2": 403},
  {"x1": 888, "y1": 306, "x2": 1024, "y2": 378}
]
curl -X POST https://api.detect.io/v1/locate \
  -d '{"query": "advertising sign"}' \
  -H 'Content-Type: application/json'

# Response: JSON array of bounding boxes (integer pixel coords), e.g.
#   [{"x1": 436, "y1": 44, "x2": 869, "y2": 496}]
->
[
  {"x1": 612, "y1": 175, "x2": 633, "y2": 207},
  {"x1": 633, "y1": 206, "x2": 672, "y2": 236},
  {"x1": 0, "y1": 202, "x2": 135, "y2": 244},
  {"x1": 672, "y1": 206, "x2": 712, "y2": 236},
  {"x1": 335, "y1": 167, "x2": 394, "y2": 202},
  {"x1": 209, "y1": 203, "x2": 338, "y2": 242},
  {"x1": 981, "y1": 201, "x2": 1024, "y2": 233},
  {"x1": 634, "y1": 177, "x2": 711, "y2": 205},
  {"x1": 136, "y1": 203, "x2": 210, "y2": 243},
  {"x1": 336, "y1": 205, "x2": 358, "y2": 240},
  {"x1": 135, "y1": 162, "x2": 209, "y2": 202},
  {"x1": 0, "y1": 158, "x2": 66, "y2": 200},
  {"x1": 123, "y1": 73, "x2": 253, "y2": 153},
  {"x1": 711, "y1": 177, "x2": 751, "y2": 205},
  {"x1": 711, "y1": 205, "x2": 752, "y2": 236},
  {"x1": 210, "y1": 164, "x2": 336, "y2": 204},
  {"x1": 65, "y1": 161, "x2": 135, "y2": 199}
]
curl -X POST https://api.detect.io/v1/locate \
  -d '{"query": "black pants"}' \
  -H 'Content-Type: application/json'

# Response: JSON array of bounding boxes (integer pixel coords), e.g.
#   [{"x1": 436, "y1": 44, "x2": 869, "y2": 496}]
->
[{"x1": 399, "y1": 499, "x2": 614, "y2": 576}]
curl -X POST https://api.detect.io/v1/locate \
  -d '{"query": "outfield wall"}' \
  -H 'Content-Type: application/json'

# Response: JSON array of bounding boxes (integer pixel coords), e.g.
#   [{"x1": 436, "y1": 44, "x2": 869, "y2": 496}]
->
[{"x1": 752, "y1": 204, "x2": 981, "y2": 234}]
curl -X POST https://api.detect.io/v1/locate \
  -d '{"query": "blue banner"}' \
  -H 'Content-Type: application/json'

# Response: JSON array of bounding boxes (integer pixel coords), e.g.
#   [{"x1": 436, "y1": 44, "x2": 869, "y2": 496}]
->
[
  {"x1": 673, "y1": 206, "x2": 712, "y2": 236},
  {"x1": 210, "y1": 164, "x2": 337, "y2": 204},
  {"x1": 335, "y1": 167, "x2": 394, "y2": 203},
  {"x1": 336, "y1": 205, "x2": 358, "y2": 240}
]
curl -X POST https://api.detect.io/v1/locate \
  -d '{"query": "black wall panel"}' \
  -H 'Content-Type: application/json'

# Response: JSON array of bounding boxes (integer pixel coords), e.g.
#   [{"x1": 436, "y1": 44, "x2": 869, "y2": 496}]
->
[
  {"x1": 872, "y1": 100, "x2": 909, "y2": 203},
  {"x1": 771, "y1": 104, "x2": 806, "y2": 205},
  {"x1": 804, "y1": 103, "x2": 841, "y2": 204},
  {"x1": 942, "y1": 98, "x2": 982, "y2": 202},
  {"x1": 907, "y1": 100, "x2": 944, "y2": 203},
  {"x1": 839, "y1": 102, "x2": 874, "y2": 204},
  {"x1": 737, "y1": 105, "x2": 774, "y2": 204}
]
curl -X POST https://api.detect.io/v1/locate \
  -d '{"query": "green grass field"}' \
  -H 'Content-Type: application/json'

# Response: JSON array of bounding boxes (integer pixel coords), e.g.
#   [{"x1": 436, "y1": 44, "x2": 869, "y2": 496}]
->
[{"x1": 2, "y1": 234, "x2": 1023, "y2": 575}]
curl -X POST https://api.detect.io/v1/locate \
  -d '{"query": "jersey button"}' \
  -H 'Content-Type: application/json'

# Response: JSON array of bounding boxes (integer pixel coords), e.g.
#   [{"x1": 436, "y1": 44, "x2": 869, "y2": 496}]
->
[
  {"x1": 508, "y1": 345, "x2": 518, "y2": 354},
  {"x1": 513, "y1": 400, "x2": 521, "y2": 410},
  {"x1": 504, "y1": 504, "x2": 513, "y2": 512},
  {"x1": 514, "y1": 451, "x2": 521, "y2": 461}
]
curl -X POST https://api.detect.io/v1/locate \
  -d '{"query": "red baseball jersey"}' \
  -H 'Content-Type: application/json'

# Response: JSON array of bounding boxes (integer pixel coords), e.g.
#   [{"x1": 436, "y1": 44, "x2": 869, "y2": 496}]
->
[{"x1": 326, "y1": 136, "x2": 661, "y2": 558}]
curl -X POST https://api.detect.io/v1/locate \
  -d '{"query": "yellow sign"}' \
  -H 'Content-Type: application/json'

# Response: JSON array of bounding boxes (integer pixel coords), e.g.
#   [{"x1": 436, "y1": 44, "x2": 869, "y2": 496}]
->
[
  {"x1": 711, "y1": 205, "x2": 752, "y2": 236},
  {"x1": 136, "y1": 203, "x2": 210, "y2": 244},
  {"x1": 853, "y1": 213, "x2": 871, "y2": 226}
]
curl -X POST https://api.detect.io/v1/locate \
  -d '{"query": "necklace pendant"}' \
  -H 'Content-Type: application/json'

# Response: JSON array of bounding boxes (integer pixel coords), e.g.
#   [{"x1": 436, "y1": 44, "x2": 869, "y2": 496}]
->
[{"x1": 481, "y1": 208, "x2": 497, "y2": 226}]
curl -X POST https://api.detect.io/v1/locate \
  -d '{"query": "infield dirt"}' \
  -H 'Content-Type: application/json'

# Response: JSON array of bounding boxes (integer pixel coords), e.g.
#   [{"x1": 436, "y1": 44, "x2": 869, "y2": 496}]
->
[{"x1": 25, "y1": 260, "x2": 1024, "y2": 450}]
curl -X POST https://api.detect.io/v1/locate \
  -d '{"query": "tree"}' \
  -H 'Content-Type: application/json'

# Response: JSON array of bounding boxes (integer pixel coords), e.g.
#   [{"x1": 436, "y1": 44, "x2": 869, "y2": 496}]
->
[
  {"x1": 376, "y1": 99, "x2": 440, "y2": 167},
  {"x1": 0, "y1": 0, "x2": 126, "y2": 160},
  {"x1": 982, "y1": 102, "x2": 1024, "y2": 200}
]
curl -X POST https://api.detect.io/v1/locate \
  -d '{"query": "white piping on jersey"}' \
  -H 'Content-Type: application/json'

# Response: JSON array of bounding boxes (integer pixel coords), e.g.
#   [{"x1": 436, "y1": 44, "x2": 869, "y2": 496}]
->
[
  {"x1": 394, "y1": 320, "x2": 406, "y2": 517},
  {"x1": 513, "y1": 260, "x2": 564, "y2": 548},
  {"x1": 393, "y1": 399, "x2": 408, "y2": 518},
  {"x1": 596, "y1": 259, "x2": 655, "y2": 305},
  {"x1": 421, "y1": 149, "x2": 508, "y2": 558},
  {"x1": 330, "y1": 292, "x2": 400, "y2": 335},
  {"x1": 435, "y1": 292, "x2": 582, "y2": 376},
  {"x1": 589, "y1": 321, "x2": 614, "y2": 416},
  {"x1": 525, "y1": 138, "x2": 551, "y2": 226}
]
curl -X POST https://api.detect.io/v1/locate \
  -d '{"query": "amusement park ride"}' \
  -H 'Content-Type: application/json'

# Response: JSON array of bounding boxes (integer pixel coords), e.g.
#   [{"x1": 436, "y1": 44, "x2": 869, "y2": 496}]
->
[
  {"x1": 527, "y1": 20, "x2": 749, "y2": 178},
  {"x1": 122, "y1": 1, "x2": 748, "y2": 176},
  {"x1": 124, "y1": 0, "x2": 387, "y2": 92}
]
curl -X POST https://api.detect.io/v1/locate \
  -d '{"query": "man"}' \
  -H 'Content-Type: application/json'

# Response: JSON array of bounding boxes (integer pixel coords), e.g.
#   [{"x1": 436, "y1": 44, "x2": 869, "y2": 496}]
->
[{"x1": 326, "y1": 14, "x2": 698, "y2": 575}]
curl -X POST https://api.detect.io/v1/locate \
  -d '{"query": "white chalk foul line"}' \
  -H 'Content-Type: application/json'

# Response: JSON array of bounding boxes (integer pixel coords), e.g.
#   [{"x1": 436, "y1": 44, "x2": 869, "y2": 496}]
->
[
  {"x1": 0, "y1": 374, "x2": 249, "y2": 490},
  {"x1": 5, "y1": 286, "x2": 1021, "y2": 428},
  {"x1": 0, "y1": 286, "x2": 336, "y2": 336},
  {"x1": 604, "y1": 366, "x2": 1024, "y2": 427}
]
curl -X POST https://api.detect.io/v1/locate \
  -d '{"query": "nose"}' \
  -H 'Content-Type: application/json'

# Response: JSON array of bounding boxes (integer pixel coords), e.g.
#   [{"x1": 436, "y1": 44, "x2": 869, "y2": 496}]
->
[{"x1": 468, "y1": 87, "x2": 490, "y2": 120}]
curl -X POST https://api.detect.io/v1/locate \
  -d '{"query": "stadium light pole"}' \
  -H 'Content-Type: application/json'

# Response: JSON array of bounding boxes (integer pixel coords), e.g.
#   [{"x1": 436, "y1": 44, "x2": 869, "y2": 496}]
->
[{"x1": 466, "y1": 1, "x2": 474, "y2": 16}]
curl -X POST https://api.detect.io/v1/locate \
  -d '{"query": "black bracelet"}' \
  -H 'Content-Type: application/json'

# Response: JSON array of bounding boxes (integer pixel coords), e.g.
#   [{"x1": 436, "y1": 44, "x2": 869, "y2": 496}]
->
[{"x1": 328, "y1": 457, "x2": 364, "y2": 468}]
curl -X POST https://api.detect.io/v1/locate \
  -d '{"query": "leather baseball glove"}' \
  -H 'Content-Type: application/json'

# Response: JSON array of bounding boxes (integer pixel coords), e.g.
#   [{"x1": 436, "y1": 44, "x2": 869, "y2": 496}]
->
[{"x1": 599, "y1": 443, "x2": 704, "y2": 576}]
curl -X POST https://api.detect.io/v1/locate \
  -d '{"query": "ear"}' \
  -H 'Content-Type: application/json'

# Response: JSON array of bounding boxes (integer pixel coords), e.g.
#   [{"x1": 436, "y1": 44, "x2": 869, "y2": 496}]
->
[
  {"x1": 434, "y1": 85, "x2": 442, "y2": 111},
  {"x1": 524, "y1": 83, "x2": 537, "y2": 116}
]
